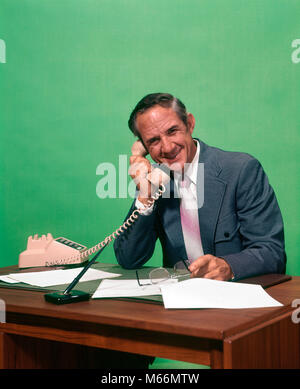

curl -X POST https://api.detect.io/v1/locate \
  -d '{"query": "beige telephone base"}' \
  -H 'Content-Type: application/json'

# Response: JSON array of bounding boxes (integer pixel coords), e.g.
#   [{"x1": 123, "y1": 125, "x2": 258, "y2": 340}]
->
[{"x1": 18, "y1": 233, "x2": 88, "y2": 268}]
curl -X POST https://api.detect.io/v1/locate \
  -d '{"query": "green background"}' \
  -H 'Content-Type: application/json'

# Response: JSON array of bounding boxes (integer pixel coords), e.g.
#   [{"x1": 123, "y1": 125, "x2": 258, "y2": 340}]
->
[{"x1": 0, "y1": 0, "x2": 299, "y2": 368}]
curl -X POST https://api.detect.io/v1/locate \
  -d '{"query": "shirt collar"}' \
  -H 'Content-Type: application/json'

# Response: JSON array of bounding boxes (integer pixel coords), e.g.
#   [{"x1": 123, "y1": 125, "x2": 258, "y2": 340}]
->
[{"x1": 174, "y1": 139, "x2": 200, "y2": 185}]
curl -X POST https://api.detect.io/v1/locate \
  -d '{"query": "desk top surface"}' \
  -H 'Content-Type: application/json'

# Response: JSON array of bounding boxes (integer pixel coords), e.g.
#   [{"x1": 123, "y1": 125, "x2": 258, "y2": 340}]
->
[{"x1": 0, "y1": 265, "x2": 299, "y2": 341}]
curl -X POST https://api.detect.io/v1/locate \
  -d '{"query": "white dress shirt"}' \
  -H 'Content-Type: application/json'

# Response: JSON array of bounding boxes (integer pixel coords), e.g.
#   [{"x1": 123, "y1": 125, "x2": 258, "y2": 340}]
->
[
  {"x1": 174, "y1": 141, "x2": 204, "y2": 261},
  {"x1": 135, "y1": 140, "x2": 204, "y2": 261}
]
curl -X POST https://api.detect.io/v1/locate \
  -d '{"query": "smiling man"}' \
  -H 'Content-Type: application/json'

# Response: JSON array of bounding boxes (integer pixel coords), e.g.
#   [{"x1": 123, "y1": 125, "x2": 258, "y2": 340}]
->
[{"x1": 114, "y1": 93, "x2": 286, "y2": 281}]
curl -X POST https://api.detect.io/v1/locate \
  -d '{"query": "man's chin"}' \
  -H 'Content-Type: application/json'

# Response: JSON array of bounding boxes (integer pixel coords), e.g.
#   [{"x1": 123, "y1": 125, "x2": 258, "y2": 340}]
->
[
  {"x1": 157, "y1": 154, "x2": 186, "y2": 171},
  {"x1": 163, "y1": 161, "x2": 184, "y2": 172}
]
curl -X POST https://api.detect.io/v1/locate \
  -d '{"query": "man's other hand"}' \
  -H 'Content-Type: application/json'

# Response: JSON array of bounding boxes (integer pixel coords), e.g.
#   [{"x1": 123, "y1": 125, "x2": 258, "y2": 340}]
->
[{"x1": 188, "y1": 254, "x2": 233, "y2": 281}]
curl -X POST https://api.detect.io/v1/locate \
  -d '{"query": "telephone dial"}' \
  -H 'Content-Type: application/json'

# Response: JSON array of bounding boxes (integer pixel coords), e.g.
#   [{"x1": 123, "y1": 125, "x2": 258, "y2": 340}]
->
[{"x1": 19, "y1": 141, "x2": 170, "y2": 268}]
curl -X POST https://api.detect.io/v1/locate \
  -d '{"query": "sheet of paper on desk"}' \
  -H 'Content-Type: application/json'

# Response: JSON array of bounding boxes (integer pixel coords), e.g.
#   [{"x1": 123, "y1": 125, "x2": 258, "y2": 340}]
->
[
  {"x1": 160, "y1": 278, "x2": 283, "y2": 309},
  {"x1": 1, "y1": 268, "x2": 121, "y2": 287},
  {"x1": 0, "y1": 275, "x2": 20, "y2": 284},
  {"x1": 92, "y1": 278, "x2": 177, "y2": 298}
]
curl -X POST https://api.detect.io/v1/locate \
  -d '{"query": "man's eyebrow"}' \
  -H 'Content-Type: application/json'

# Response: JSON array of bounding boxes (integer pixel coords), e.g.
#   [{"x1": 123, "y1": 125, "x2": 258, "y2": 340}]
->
[{"x1": 166, "y1": 125, "x2": 178, "y2": 133}]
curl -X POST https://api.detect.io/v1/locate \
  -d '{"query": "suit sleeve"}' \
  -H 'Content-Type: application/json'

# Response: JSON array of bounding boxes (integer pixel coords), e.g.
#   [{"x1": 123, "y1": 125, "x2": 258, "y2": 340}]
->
[
  {"x1": 113, "y1": 201, "x2": 158, "y2": 269},
  {"x1": 222, "y1": 158, "x2": 286, "y2": 280}
]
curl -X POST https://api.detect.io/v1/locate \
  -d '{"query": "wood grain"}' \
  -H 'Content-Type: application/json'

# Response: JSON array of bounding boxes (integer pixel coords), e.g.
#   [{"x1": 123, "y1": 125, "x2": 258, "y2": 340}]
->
[{"x1": 0, "y1": 267, "x2": 299, "y2": 369}]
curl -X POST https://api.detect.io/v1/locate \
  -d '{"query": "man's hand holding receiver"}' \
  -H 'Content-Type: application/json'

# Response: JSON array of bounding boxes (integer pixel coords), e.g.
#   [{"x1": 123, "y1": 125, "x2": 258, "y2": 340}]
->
[{"x1": 129, "y1": 154, "x2": 153, "y2": 206}]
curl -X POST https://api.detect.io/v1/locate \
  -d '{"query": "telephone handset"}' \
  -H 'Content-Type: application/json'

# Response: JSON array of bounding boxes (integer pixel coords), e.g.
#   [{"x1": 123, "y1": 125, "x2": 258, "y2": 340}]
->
[
  {"x1": 131, "y1": 140, "x2": 170, "y2": 196},
  {"x1": 18, "y1": 141, "x2": 170, "y2": 268}
]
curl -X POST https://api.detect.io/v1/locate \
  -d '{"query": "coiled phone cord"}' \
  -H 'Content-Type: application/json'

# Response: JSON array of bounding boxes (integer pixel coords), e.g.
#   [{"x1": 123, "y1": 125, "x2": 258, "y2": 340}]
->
[
  {"x1": 80, "y1": 183, "x2": 166, "y2": 258},
  {"x1": 49, "y1": 183, "x2": 166, "y2": 266}
]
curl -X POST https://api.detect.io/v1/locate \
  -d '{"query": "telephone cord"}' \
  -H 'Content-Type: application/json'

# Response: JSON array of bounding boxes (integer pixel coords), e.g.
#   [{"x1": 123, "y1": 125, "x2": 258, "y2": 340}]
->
[{"x1": 48, "y1": 184, "x2": 166, "y2": 266}]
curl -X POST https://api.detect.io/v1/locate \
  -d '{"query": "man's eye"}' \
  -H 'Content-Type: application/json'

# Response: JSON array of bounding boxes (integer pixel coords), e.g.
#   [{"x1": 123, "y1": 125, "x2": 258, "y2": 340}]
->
[{"x1": 148, "y1": 138, "x2": 159, "y2": 146}]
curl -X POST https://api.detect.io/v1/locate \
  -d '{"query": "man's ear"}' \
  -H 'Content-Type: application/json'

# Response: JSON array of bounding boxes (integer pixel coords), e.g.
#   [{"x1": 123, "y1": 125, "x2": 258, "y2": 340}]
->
[{"x1": 187, "y1": 113, "x2": 195, "y2": 135}]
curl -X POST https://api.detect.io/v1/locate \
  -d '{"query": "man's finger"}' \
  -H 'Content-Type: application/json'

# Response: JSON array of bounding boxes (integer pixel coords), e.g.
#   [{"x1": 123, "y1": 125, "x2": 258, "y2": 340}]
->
[
  {"x1": 188, "y1": 255, "x2": 211, "y2": 272},
  {"x1": 190, "y1": 264, "x2": 209, "y2": 278}
]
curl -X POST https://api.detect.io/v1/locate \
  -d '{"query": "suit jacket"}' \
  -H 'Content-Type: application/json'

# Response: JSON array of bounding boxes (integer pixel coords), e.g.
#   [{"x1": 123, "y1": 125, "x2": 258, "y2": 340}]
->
[{"x1": 113, "y1": 140, "x2": 286, "y2": 280}]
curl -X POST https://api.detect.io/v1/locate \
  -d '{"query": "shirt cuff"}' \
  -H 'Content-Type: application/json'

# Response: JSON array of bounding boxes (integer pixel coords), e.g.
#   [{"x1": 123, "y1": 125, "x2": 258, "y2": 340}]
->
[{"x1": 135, "y1": 198, "x2": 154, "y2": 216}]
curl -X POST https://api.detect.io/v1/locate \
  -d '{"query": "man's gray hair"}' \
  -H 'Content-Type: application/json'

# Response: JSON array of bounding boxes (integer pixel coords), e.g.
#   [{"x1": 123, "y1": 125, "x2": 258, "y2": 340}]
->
[{"x1": 128, "y1": 93, "x2": 188, "y2": 138}]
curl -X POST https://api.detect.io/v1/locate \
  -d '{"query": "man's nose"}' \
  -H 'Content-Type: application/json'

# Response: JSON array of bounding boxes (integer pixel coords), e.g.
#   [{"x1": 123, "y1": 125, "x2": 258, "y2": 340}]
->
[{"x1": 160, "y1": 137, "x2": 173, "y2": 155}]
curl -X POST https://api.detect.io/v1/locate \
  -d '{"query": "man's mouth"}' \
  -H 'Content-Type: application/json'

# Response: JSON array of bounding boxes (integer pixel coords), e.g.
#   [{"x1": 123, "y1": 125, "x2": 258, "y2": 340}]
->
[{"x1": 161, "y1": 148, "x2": 183, "y2": 166}]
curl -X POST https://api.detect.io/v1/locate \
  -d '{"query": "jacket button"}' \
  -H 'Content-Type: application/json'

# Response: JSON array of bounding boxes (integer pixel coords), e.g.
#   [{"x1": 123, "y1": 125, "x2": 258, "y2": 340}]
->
[{"x1": 224, "y1": 232, "x2": 230, "y2": 238}]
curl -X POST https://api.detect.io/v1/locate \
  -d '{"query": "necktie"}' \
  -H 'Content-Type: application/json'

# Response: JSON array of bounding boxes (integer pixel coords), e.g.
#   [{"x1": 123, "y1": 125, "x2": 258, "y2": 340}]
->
[{"x1": 179, "y1": 177, "x2": 204, "y2": 262}]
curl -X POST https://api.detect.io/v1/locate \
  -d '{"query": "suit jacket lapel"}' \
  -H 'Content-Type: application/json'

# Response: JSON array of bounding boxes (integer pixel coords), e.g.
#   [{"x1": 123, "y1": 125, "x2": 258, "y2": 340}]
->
[
  {"x1": 198, "y1": 172, "x2": 227, "y2": 255},
  {"x1": 159, "y1": 178, "x2": 188, "y2": 261},
  {"x1": 197, "y1": 140, "x2": 227, "y2": 255}
]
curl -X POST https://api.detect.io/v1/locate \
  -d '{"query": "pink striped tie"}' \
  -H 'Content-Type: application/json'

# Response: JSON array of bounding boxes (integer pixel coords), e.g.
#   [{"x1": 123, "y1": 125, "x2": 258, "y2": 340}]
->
[{"x1": 179, "y1": 178, "x2": 204, "y2": 262}]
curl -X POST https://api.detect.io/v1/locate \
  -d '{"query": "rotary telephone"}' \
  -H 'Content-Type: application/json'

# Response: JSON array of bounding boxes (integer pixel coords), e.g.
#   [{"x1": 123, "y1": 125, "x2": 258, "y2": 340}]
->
[{"x1": 19, "y1": 141, "x2": 170, "y2": 268}]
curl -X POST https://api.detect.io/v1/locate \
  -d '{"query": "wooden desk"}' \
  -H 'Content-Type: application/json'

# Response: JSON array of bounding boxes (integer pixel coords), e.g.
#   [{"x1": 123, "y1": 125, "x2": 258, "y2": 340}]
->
[{"x1": 0, "y1": 269, "x2": 299, "y2": 369}]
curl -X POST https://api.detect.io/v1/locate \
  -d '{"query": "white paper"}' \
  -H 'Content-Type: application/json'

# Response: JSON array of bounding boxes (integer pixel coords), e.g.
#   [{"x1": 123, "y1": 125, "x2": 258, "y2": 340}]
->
[
  {"x1": 160, "y1": 278, "x2": 283, "y2": 309},
  {"x1": 0, "y1": 275, "x2": 20, "y2": 284},
  {"x1": 3, "y1": 268, "x2": 121, "y2": 287},
  {"x1": 92, "y1": 278, "x2": 177, "y2": 299}
]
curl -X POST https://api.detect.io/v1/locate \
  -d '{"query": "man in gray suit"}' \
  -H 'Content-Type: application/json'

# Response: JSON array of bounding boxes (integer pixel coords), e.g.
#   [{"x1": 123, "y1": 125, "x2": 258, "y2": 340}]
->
[{"x1": 114, "y1": 93, "x2": 286, "y2": 281}]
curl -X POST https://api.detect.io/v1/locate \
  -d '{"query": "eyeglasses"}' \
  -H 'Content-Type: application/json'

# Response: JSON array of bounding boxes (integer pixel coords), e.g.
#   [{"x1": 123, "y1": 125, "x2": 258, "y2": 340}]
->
[{"x1": 136, "y1": 259, "x2": 191, "y2": 287}]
